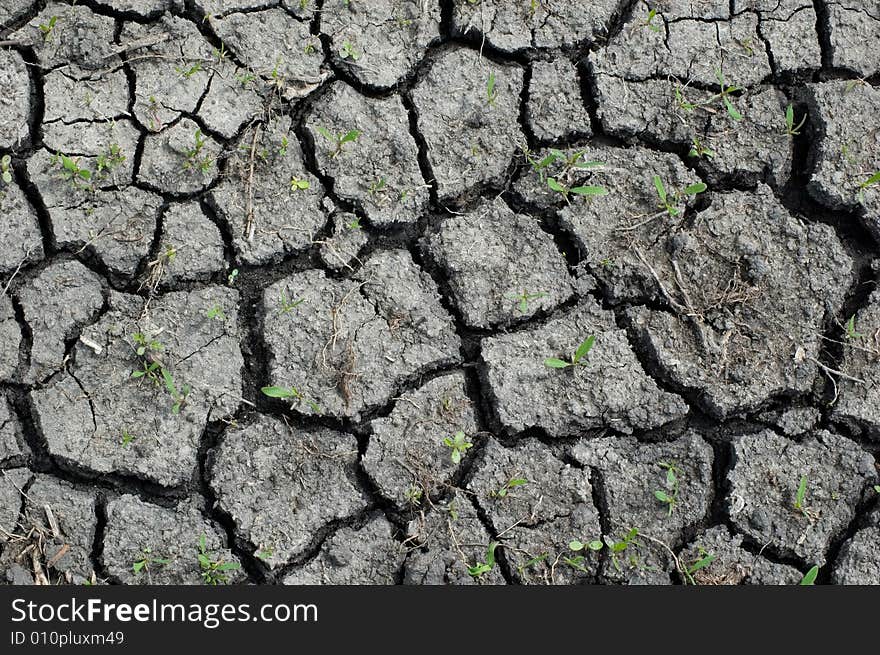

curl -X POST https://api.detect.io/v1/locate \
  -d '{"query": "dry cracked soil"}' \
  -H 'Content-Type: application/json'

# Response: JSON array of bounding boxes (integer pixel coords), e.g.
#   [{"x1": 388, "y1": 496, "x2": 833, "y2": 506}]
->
[{"x1": 0, "y1": 0, "x2": 879, "y2": 586}]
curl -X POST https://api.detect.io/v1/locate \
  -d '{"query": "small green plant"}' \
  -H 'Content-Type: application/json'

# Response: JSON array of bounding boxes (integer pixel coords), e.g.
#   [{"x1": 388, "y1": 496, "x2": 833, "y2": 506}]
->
[
  {"x1": 685, "y1": 548, "x2": 716, "y2": 585},
  {"x1": 197, "y1": 534, "x2": 241, "y2": 585},
  {"x1": 51, "y1": 153, "x2": 92, "y2": 188},
  {"x1": 653, "y1": 461, "x2": 681, "y2": 517},
  {"x1": 404, "y1": 485, "x2": 423, "y2": 507},
  {"x1": 572, "y1": 528, "x2": 642, "y2": 573},
  {"x1": 132, "y1": 547, "x2": 170, "y2": 575},
  {"x1": 491, "y1": 477, "x2": 528, "y2": 499},
  {"x1": 873, "y1": 484, "x2": 880, "y2": 494},
  {"x1": 261, "y1": 385, "x2": 321, "y2": 413},
  {"x1": 278, "y1": 293, "x2": 304, "y2": 314},
  {"x1": 121, "y1": 430, "x2": 136, "y2": 448},
  {"x1": 236, "y1": 72, "x2": 256, "y2": 86},
  {"x1": 182, "y1": 129, "x2": 212, "y2": 173},
  {"x1": 161, "y1": 368, "x2": 190, "y2": 415},
  {"x1": 1, "y1": 155, "x2": 12, "y2": 185},
  {"x1": 793, "y1": 475, "x2": 808, "y2": 514},
  {"x1": 290, "y1": 176, "x2": 310, "y2": 192},
  {"x1": 38, "y1": 15, "x2": 58, "y2": 41},
  {"x1": 544, "y1": 335, "x2": 595, "y2": 369},
  {"x1": 315, "y1": 126, "x2": 360, "y2": 159},
  {"x1": 206, "y1": 304, "x2": 225, "y2": 321},
  {"x1": 486, "y1": 71, "x2": 498, "y2": 106},
  {"x1": 255, "y1": 547, "x2": 274, "y2": 562},
  {"x1": 339, "y1": 41, "x2": 360, "y2": 60},
  {"x1": 857, "y1": 171, "x2": 880, "y2": 203},
  {"x1": 675, "y1": 86, "x2": 697, "y2": 113},
  {"x1": 227, "y1": 268, "x2": 239, "y2": 285},
  {"x1": 175, "y1": 61, "x2": 203, "y2": 79},
  {"x1": 783, "y1": 104, "x2": 806, "y2": 136},
  {"x1": 367, "y1": 176, "x2": 387, "y2": 197},
  {"x1": 547, "y1": 176, "x2": 608, "y2": 202},
  {"x1": 96, "y1": 143, "x2": 125, "y2": 176},
  {"x1": 278, "y1": 135, "x2": 289, "y2": 157},
  {"x1": 642, "y1": 8, "x2": 661, "y2": 32},
  {"x1": 507, "y1": 290, "x2": 547, "y2": 314},
  {"x1": 710, "y1": 69, "x2": 742, "y2": 121},
  {"x1": 467, "y1": 542, "x2": 498, "y2": 578},
  {"x1": 443, "y1": 430, "x2": 473, "y2": 464},
  {"x1": 799, "y1": 565, "x2": 819, "y2": 585},
  {"x1": 688, "y1": 137, "x2": 715, "y2": 160},
  {"x1": 653, "y1": 175, "x2": 707, "y2": 216},
  {"x1": 347, "y1": 216, "x2": 363, "y2": 230},
  {"x1": 132, "y1": 332, "x2": 163, "y2": 357},
  {"x1": 845, "y1": 315, "x2": 864, "y2": 340}
]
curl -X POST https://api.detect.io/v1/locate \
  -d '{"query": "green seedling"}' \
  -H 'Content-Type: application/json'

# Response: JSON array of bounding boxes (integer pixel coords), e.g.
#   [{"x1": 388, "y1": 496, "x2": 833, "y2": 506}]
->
[
  {"x1": 783, "y1": 104, "x2": 806, "y2": 136},
  {"x1": 404, "y1": 485, "x2": 423, "y2": 507},
  {"x1": 162, "y1": 368, "x2": 190, "y2": 415},
  {"x1": 675, "y1": 86, "x2": 697, "y2": 113},
  {"x1": 290, "y1": 176, "x2": 310, "y2": 192},
  {"x1": 568, "y1": 538, "x2": 604, "y2": 553},
  {"x1": 685, "y1": 548, "x2": 716, "y2": 585},
  {"x1": 261, "y1": 385, "x2": 321, "y2": 413},
  {"x1": 315, "y1": 126, "x2": 360, "y2": 159},
  {"x1": 121, "y1": 430, "x2": 136, "y2": 448},
  {"x1": 443, "y1": 431, "x2": 473, "y2": 465},
  {"x1": 255, "y1": 547, "x2": 274, "y2": 562},
  {"x1": 227, "y1": 268, "x2": 239, "y2": 285},
  {"x1": 278, "y1": 135, "x2": 289, "y2": 157},
  {"x1": 206, "y1": 304, "x2": 225, "y2": 321},
  {"x1": 278, "y1": 293, "x2": 305, "y2": 314},
  {"x1": 340, "y1": 41, "x2": 360, "y2": 60},
  {"x1": 793, "y1": 475, "x2": 808, "y2": 514},
  {"x1": 653, "y1": 175, "x2": 707, "y2": 217},
  {"x1": 507, "y1": 290, "x2": 547, "y2": 314},
  {"x1": 132, "y1": 547, "x2": 170, "y2": 575},
  {"x1": 1, "y1": 155, "x2": 12, "y2": 184},
  {"x1": 132, "y1": 332, "x2": 162, "y2": 357},
  {"x1": 688, "y1": 137, "x2": 715, "y2": 159},
  {"x1": 873, "y1": 485, "x2": 880, "y2": 494},
  {"x1": 197, "y1": 534, "x2": 240, "y2": 585},
  {"x1": 544, "y1": 335, "x2": 595, "y2": 369},
  {"x1": 467, "y1": 542, "x2": 498, "y2": 578},
  {"x1": 486, "y1": 71, "x2": 498, "y2": 106},
  {"x1": 492, "y1": 477, "x2": 528, "y2": 499},
  {"x1": 182, "y1": 129, "x2": 212, "y2": 173},
  {"x1": 347, "y1": 216, "x2": 363, "y2": 230},
  {"x1": 547, "y1": 176, "x2": 608, "y2": 202},
  {"x1": 367, "y1": 176, "x2": 387, "y2": 197},
  {"x1": 213, "y1": 44, "x2": 227, "y2": 62},
  {"x1": 710, "y1": 69, "x2": 742, "y2": 121},
  {"x1": 236, "y1": 72, "x2": 256, "y2": 86},
  {"x1": 175, "y1": 62, "x2": 202, "y2": 79},
  {"x1": 857, "y1": 171, "x2": 880, "y2": 203},
  {"x1": 518, "y1": 553, "x2": 550, "y2": 578},
  {"x1": 38, "y1": 15, "x2": 58, "y2": 41},
  {"x1": 642, "y1": 8, "x2": 661, "y2": 32},
  {"x1": 845, "y1": 315, "x2": 864, "y2": 340},
  {"x1": 96, "y1": 143, "x2": 125, "y2": 176},
  {"x1": 51, "y1": 153, "x2": 92, "y2": 188},
  {"x1": 799, "y1": 565, "x2": 819, "y2": 585},
  {"x1": 653, "y1": 461, "x2": 681, "y2": 517}
]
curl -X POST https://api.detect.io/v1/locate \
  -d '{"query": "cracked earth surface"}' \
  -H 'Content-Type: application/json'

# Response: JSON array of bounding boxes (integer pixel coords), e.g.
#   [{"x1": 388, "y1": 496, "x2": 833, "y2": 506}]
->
[{"x1": 0, "y1": 0, "x2": 879, "y2": 586}]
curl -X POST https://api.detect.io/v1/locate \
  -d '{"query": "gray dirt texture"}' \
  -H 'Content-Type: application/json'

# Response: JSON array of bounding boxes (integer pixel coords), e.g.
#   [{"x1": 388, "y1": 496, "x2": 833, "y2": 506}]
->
[{"x1": 0, "y1": 0, "x2": 878, "y2": 587}]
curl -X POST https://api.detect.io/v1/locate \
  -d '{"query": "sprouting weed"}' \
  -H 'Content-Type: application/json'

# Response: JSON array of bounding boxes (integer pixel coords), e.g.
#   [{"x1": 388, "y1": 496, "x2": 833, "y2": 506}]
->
[
  {"x1": 793, "y1": 475, "x2": 809, "y2": 514},
  {"x1": 96, "y1": 143, "x2": 125, "y2": 176},
  {"x1": 340, "y1": 41, "x2": 360, "y2": 61},
  {"x1": 255, "y1": 547, "x2": 274, "y2": 562},
  {"x1": 491, "y1": 477, "x2": 528, "y2": 499},
  {"x1": 289, "y1": 176, "x2": 310, "y2": 192},
  {"x1": 710, "y1": 69, "x2": 742, "y2": 121},
  {"x1": 570, "y1": 528, "x2": 641, "y2": 573},
  {"x1": 404, "y1": 485, "x2": 423, "y2": 507},
  {"x1": 675, "y1": 86, "x2": 697, "y2": 113},
  {"x1": 315, "y1": 126, "x2": 360, "y2": 159},
  {"x1": 1, "y1": 155, "x2": 11, "y2": 185},
  {"x1": 227, "y1": 268, "x2": 239, "y2": 285},
  {"x1": 845, "y1": 315, "x2": 864, "y2": 340},
  {"x1": 278, "y1": 293, "x2": 305, "y2": 314},
  {"x1": 182, "y1": 129, "x2": 213, "y2": 173},
  {"x1": 506, "y1": 290, "x2": 547, "y2": 314},
  {"x1": 197, "y1": 534, "x2": 240, "y2": 585},
  {"x1": 688, "y1": 137, "x2": 715, "y2": 160},
  {"x1": 236, "y1": 72, "x2": 256, "y2": 86},
  {"x1": 544, "y1": 335, "x2": 595, "y2": 369},
  {"x1": 486, "y1": 71, "x2": 498, "y2": 106},
  {"x1": 278, "y1": 135, "x2": 289, "y2": 157},
  {"x1": 132, "y1": 547, "x2": 171, "y2": 575},
  {"x1": 653, "y1": 461, "x2": 681, "y2": 517},
  {"x1": 443, "y1": 431, "x2": 473, "y2": 464},
  {"x1": 175, "y1": 61, "x2": 203, "y2": 79},
  {"x1": 213, "y1": 44, "x2": 227, "y2": 62},
  {"x1": 685, "y1": 547, "x2": 716, "y2": 585},
  {"x1": 121, "y1": 430, "x2": 136, "y2": 448},
  {"x1": 38, "y1": 15, "x2": 58, "y2": 41},
  {"x1": 653, "y1": 175, "x2": 707, "y2": 216},
  {"x1": 783, "y1": 104, "x2": 806, "y2": 136},
  {"x1": 857, "y1": 171, "x2": 880, "y2": 204},
  {"x1": 50, "y1": 153, "x2": 93, "y2": 189},
  {"x1": 467, "y1": 542, "x2": 499, "y2": 578},
  {"x1": 347, "y1": 216, "x2": 363, "y2": 230},
  {"x1": 547, "y1": 176, "x2": 608, "y2": 202},
  {"x1": 161, "y1": 368, "x2": 190, "y2": 415},
  {"x1": 367, "y1": 177, "x2": 387, "y2": 197},
  {"x1": 261, "y1": 385, "x2": 321, "y2": 414},
  {"x1": 206, "y1": 304, "x2": 225, "y2": 321},
  {"x1": 642, "y1": 8, "x2": 661, "y2": 33},
  {"x1": 132, "y1": 332, "x2": 163, "y2": 357},
  {"x1": 799, "y1": 565, "x2": 819, "y2": 585}
]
